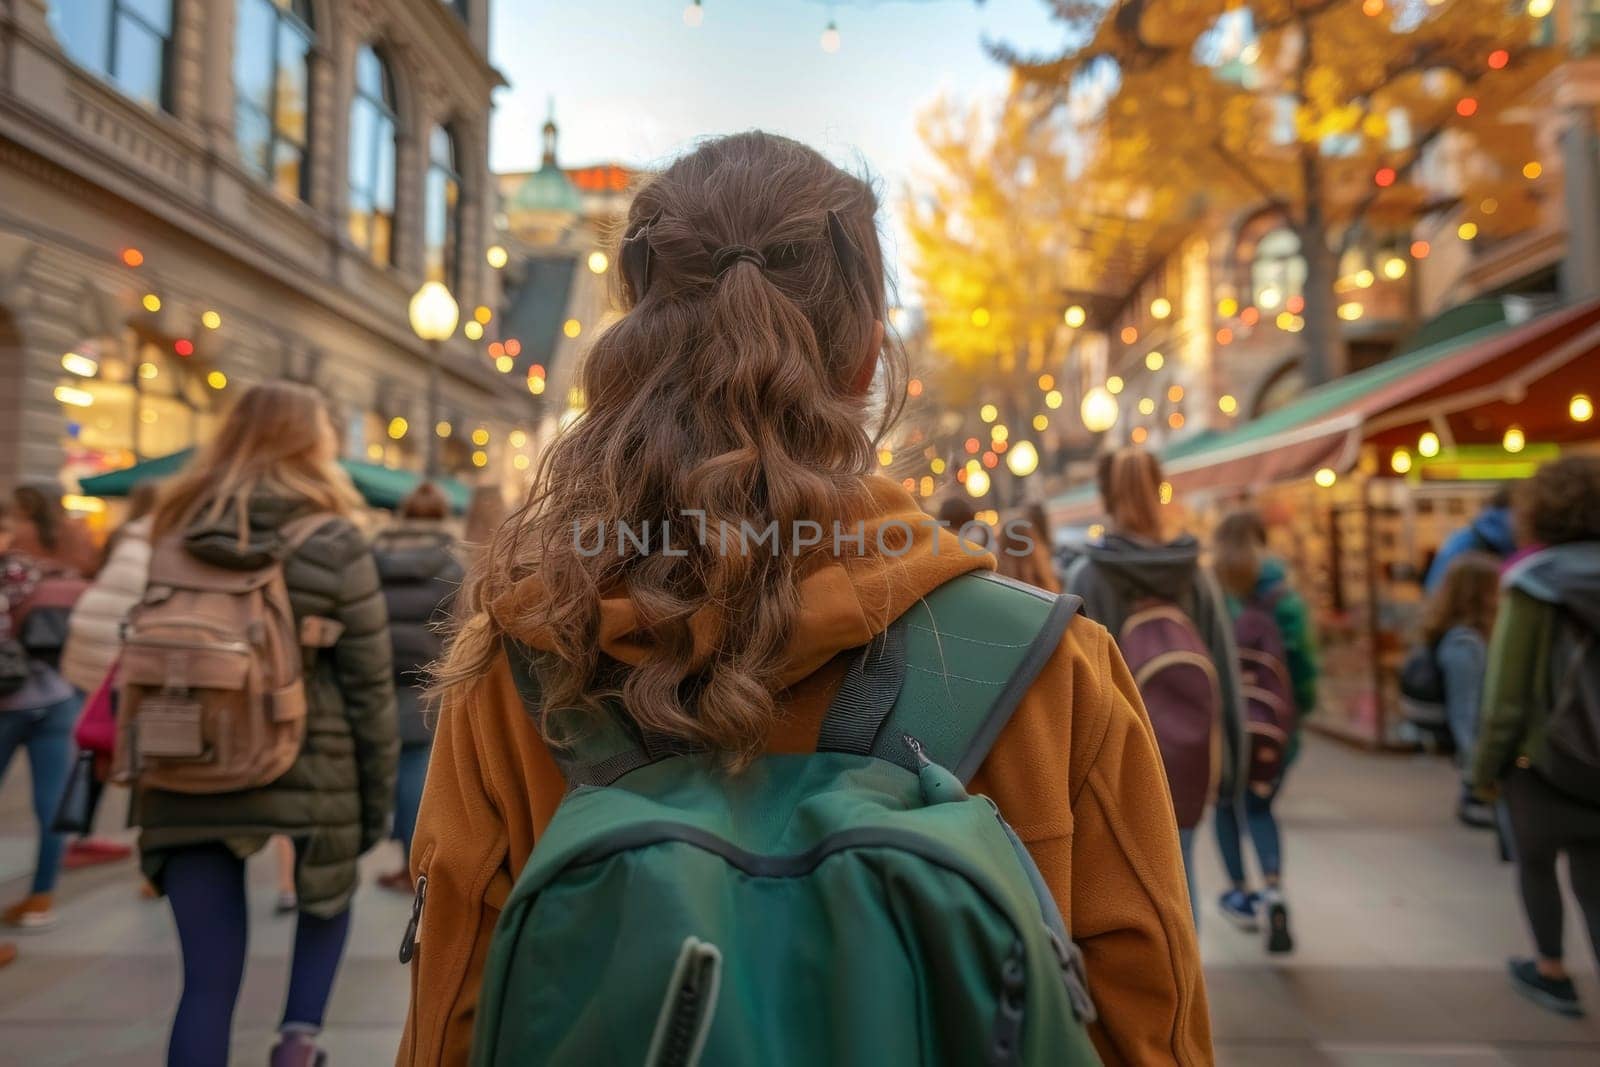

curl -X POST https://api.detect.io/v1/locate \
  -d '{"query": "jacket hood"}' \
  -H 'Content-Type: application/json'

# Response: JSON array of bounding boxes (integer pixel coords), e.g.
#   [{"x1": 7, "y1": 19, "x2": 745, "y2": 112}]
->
[
  {"x1": 488, "y1": 476, "x2": 993, "y2": 689},
  {"x1": 181, "y1": 494, "x2": 319, "y2": 571},
  {"x1": 1472, "y1": 506, "x2": 1518, "y2": 555},
  {"x1": 1255, "y1": 556, "x2": 1289, "y2": 599},
  {"x1": 374, "y1": 526, "x2": 458, "y2": 584},
  {"x1": 1507, "y1": 541, "x2": 1600, "y2": 631},
  {"x1": 1083, "y1": 532, "x2": 1202, "y2": 602}
]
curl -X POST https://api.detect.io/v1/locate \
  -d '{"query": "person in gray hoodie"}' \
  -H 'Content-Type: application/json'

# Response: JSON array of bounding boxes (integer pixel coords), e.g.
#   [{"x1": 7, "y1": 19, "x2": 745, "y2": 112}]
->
[
  {"x1": 1473, "y1": 455, "x2": 1600, "y2": 1018},
  {"x1": 1066, "y1": 447, "x2": 1246, "y2": 928}
]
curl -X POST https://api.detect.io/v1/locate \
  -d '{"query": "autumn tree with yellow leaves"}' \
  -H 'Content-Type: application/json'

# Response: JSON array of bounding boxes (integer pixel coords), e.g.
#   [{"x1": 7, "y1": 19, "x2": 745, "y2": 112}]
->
[
  {"x1": 905, "y1": 97, "x2": 1089, "y2": 500},
  {"x1": 1003, "y1": 0, "x2": 1555, "y2": 384}
]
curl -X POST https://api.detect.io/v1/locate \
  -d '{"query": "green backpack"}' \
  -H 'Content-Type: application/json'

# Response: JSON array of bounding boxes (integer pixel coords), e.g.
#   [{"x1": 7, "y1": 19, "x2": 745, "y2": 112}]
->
[{"x1": 472, "y1": 572, "x2": 1103, "y2": 1066}]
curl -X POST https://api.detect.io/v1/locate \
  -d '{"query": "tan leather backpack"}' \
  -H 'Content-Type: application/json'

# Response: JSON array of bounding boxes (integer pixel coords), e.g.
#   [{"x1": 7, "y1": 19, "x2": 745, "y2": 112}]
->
[{"x1": 115, "y1": 513, "x2": 339, "y2": 794}]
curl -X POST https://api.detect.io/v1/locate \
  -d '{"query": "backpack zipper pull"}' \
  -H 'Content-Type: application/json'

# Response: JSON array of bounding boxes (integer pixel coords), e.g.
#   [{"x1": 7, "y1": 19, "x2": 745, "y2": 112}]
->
[
  {"x1": 399, "y1": 874, "x2": 426, "y2": 964},
  {"x1": 902, "y1": 734, "x2": 969, "y2": 806}
]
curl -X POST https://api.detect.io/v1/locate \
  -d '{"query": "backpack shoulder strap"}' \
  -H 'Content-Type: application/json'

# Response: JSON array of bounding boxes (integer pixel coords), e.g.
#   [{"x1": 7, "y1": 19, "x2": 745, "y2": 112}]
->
[
  {"x1": 818, "y1": 571, "x2": 1081, "y2": 783},
  {"x1": 501, "y1": 637, "x2": 694, "y2": 788}
]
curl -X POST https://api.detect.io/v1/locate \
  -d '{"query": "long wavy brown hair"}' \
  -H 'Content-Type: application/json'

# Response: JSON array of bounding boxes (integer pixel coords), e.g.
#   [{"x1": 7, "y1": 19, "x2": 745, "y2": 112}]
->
[
  {"x1": 437, "y1": 132, "x2": 902, "y2": 763},
  {"x1": 151, "y1": 380, "x2": 362, "y2": 542}
]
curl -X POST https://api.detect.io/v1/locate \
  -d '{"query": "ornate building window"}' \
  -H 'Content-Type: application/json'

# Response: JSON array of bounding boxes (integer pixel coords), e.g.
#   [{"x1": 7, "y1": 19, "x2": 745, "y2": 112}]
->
[
  {"x1": 233, "y1": 0, "x2": 315, "y2": 201},
  {"x1": 347, "y1": 45, "x2": 398, "y2": 265},
  {"x1": 49, "y1": 0, "x2": 174, "y2": 111},
  {"x1": 1249, "y1": 228, "x2": 1306, "y2": 311},
  {"x1": 424, "y1": 126, "x2": 463, "y2": 290}
]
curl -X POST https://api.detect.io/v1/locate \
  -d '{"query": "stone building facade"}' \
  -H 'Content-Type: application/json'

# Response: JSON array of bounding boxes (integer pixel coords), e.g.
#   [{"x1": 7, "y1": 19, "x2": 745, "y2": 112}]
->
[{"x1": 0, "y1": 0, "x2": 533, "y2": 512}]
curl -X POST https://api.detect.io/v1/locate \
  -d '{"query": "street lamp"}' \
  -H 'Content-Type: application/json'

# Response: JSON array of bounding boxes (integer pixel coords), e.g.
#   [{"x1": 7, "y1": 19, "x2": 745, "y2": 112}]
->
[{"x1": 409, "y1": 281, "x2": 459, "y2": 478}]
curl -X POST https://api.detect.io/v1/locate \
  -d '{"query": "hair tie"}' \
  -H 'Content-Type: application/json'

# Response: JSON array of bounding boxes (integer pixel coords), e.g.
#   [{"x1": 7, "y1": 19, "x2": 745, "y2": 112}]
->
[{"x1": 712, "y1": 245, "x2": 767, "y2": 277}]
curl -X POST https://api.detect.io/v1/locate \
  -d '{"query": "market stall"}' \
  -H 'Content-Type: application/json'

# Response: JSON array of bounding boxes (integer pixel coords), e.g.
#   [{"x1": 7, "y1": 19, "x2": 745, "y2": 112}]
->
[{"x1": 1048, "y1": 296, "x2": 1600, "y2": 746}]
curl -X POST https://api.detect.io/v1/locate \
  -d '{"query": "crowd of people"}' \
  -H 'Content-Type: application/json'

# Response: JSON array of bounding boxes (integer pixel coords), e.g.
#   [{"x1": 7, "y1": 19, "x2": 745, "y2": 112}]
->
[{"x1": 0, "y1": 130, "x2": 1593, "y2": 1064}]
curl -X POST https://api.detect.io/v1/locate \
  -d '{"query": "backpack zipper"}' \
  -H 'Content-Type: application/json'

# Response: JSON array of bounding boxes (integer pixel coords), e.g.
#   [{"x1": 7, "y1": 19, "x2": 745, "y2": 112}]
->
[
  {"x1": 646, "y1": 936, "x2": 721, "y2": 1067},
  {"x1": 987, "y1": 940, "x2": 1027, "y2": 1065}
]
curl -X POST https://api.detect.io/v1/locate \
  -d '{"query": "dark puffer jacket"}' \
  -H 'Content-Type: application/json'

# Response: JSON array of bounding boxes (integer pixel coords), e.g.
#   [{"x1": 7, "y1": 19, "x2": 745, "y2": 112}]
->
[
  {"x1": 137, "y1": 494, "x2": 399, "y2": 917},
  {"x1": 372, "y1": 523, "x2": 463, "y2": 746}
]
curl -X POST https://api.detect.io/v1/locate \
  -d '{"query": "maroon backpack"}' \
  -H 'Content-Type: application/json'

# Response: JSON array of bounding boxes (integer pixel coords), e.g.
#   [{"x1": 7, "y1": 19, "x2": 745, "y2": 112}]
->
[
  {"x1": 1234, "y1": 591, "x2": 1296, "y2": 789},
  {"x1": 1119, "y1": 599, "x2": 1221, "y2": 828}
]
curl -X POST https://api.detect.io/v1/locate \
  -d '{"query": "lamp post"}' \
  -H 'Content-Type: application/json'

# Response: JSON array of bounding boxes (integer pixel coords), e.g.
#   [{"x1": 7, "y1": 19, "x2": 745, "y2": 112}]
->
[{"x1": 409, "y1": 281, "x2": 459, "y2": 478}]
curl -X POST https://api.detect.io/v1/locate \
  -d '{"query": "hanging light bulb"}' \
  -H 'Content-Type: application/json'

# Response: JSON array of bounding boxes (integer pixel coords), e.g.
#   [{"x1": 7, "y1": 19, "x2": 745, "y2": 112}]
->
[
  {"x1": 1502, "y1": 425, "x2": 1526, "y2": 453},
  {"x1": 820, "y1": 19, "x2": 841, "y2": 53},
  {"x1": 1080, "y1": 387, "x2": 1119, "y2": 433},
  {"x1": 683, "y1": 0, "x2": 704, "y2": 27},
  {"x1": 1418, "y1": 431, "x2": 1441, "y2": 458},
  {"x1": 1391, "y1": 449, "x2": 1413, "y2": 474}
]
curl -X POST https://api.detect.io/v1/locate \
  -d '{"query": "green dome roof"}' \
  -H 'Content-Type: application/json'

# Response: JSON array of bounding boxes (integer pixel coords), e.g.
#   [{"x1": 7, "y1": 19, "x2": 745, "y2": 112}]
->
[
  {"x1": 507, "y1": 163, "x2": 583, "y2": 218},
  {"x1": 507, "y1": 104, "x2": 583, "y2": 218}
]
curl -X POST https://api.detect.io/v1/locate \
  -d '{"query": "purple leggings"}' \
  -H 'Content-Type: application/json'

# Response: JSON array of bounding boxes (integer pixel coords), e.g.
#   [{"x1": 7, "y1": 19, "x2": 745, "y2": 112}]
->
[{"x1": 164, "y1": 842, "x2": 351, "y2": 1066}]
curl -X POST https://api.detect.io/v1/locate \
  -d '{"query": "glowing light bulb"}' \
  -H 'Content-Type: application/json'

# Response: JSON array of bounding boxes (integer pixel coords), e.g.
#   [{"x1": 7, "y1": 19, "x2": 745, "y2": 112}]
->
[
  {"x1": 1145, "y1": 351, "x2": 1164, "y2": 371},
  {"x1": 1150, "y1": 297, "x2": 1172, "y2": 320},
  {"x1": 588, "y1": 251, "x2": 609, "y2": 275},
  {"x1": 1382, "y1": 256, "x2": 1408, "y2": 280},
  {"x1": 980, "y1": 404, "x2": 998, "y2": 423},
  {"x1": 1572, "y1": 394, "x2": 1595, "y2": 422},
  {"x1": 486, "y1": 245, "x2": 509, "y2": 269},
  {"x1": 387, "y1": 417, "x2": 409, "y2": 440},
  {"x1": 1502, "y1": 425, "x2": 1526, "y2": 453},
  {"x1": 1107, "y1": 375, "x2": 1124, "y2": 395},
  {"x1": 1418, "y1": 431, "x2": 1441, "y2": 458},
  {"x1": 1080, "y1": 387, "x2": 1119, "y2": 433},
  {"x1": 820, "y1": 19, "x2": 841, "y2": 53},
  {"x1": 1391, "y1": 449, "x2": 1412, "y2": 474},
  {"x1": 1064, "y1": 305, "x2": 1087, "y2": 328},
  {"x1": 1006, "y1": 441, "x2": 1039, "y2": 477},
  {"x1": 1218, "y1": 394, "x2": 1238, "y2": 415},
  {"x1": 1314, "y1": 467, "x2": 1337, "y2": 488},
  {"x1": 1528, "y1": 0, "x2": 1554, "y2": 17}
]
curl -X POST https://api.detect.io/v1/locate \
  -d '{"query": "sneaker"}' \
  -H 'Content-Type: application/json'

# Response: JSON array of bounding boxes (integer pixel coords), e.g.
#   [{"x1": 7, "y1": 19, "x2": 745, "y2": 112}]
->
[
  {"x1": 1262, "y1": 889, "x2": 1294, "y2": 954},
  {"x1": 2, "y1": 894, "x2": 56, "y2": 931},
  {"x1": 1218, "y1": 889, "x2": 1259, "y2": 932},
  {"x1": 1508, "y1": 958, "x2": 1584, "y2": 1017},
  {"x1": 269, "y1": 1031, "x2": 328, "y2": 1067},
  {"x1": 63, "y1": 838, "x2": 133, "y2": 869},
  {"x1": 274, "y1": 891, "x2": 298, "y2": 915}
]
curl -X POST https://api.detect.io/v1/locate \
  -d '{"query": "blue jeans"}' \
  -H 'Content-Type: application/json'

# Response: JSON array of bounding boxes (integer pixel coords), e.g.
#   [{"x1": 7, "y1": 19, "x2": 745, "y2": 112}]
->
[
  {"x1": 1215, "y1": 782, "x2": 1284, "y2": 886},
  {"x1": 393, "y1": 741, "x2": 432, "y2": 859},
  {"x1": 1178, "y1": 826, "x2": 1198, "y2": 927},
  {"x1": 165, "y1": 842, "x2": 351, "y2": 1066},
  {"x1": 0, "y1": 696, "x2": 79, "y2": 894}
]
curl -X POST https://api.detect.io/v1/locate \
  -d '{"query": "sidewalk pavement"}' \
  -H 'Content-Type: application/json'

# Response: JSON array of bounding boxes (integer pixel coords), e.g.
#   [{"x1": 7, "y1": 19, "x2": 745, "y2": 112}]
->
[{"x1": 1, "y1": 735, "x2": 1597, "y2": 1065}]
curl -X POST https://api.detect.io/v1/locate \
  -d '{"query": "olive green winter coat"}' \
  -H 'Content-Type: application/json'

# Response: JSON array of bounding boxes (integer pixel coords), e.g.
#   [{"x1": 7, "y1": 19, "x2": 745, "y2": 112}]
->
[{"x1": 136, "y1": 495, "x2": 399, "y2": 917}]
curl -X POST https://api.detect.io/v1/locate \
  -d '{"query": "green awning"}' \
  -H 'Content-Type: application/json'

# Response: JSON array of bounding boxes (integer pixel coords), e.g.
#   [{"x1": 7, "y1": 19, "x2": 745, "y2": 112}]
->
[
  {"x1": 79, "y1": 450, "x2": 473, "y2": 514},
  {"x1": 1048, "y1": 297, "x2": 1600, "y2": 519}
]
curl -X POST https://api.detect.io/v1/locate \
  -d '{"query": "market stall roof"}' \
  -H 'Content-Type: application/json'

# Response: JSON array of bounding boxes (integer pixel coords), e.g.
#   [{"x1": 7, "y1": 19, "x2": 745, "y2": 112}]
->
[
  {"x1": 1048, "y1": 296, "x2": 1600, "y2": 522},
  {"x1": 79, "y1": 451, "x2": 475, "y2": 514}
]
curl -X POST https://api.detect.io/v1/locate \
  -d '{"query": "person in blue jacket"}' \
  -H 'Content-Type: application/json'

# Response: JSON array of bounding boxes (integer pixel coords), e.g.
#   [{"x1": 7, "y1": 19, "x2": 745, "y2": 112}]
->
[{"x1": 1424, "y1": 487, "x2": 1516, "y2": 592}]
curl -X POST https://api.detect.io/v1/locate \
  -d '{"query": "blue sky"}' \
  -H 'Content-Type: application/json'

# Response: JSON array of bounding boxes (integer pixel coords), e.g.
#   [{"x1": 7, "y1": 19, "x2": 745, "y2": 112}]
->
[{"x1": 488, "y1": 0, "x2": 1070, "y2": 284}]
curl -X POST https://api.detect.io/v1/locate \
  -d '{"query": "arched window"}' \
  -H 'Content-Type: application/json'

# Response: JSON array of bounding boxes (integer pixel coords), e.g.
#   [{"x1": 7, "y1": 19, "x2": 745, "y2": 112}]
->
[
  {"x1": 424, "y1": 126, "x2": 463, "y2": 289},
  {"x1": 348, "y1": 46, "x2": 398, "y2": 265},
  {"x1": 1250, "y1": 228, "x2": 1305, "y2": 311},
  {"x1": 49, "y1": 0, "x2": 174, "y2": 111},
  {"x1": 233, "y1": 0, "x2": 314, "y2": 201}
]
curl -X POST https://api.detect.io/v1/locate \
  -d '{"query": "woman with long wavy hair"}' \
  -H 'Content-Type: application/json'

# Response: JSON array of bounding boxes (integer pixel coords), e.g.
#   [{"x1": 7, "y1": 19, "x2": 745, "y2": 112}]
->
[
  {"x1": 400, "y1": 132, "x2": 1207, "y2": 1065},
  {"x1": 138, "y1": 381, "x2": 397, "y2": 1067}
]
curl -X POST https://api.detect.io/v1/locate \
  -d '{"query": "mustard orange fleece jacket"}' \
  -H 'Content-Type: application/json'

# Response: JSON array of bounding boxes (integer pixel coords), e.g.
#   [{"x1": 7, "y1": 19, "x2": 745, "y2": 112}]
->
[{"x1": 397, "y1": 478, "x2": 1212, "y2": 1065}]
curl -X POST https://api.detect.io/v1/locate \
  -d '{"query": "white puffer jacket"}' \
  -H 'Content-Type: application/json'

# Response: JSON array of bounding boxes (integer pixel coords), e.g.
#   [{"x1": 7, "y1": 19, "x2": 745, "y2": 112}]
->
[{"x1": 59, "y1": 517, "x2": 152, "y2": 692}]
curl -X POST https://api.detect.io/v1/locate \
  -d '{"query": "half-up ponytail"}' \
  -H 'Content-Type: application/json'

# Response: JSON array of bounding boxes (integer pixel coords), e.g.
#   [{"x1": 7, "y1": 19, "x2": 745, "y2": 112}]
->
[{"x1": 437, "y1": 131, "x2": 904, "y2": 765}]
